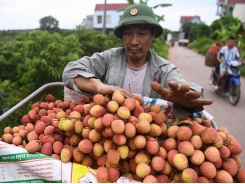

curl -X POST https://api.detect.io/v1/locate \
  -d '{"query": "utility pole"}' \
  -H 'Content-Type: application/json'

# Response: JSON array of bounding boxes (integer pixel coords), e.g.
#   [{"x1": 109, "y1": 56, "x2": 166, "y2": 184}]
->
[{"x1": 102, "y1": 0, "x2": 107, "y2": 34}]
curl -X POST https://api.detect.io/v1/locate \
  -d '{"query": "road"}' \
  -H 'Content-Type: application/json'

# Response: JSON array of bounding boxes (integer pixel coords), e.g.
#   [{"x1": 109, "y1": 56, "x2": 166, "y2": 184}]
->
[{"x1": 167, "y1": 44, "x2": 245, "y2": 168}]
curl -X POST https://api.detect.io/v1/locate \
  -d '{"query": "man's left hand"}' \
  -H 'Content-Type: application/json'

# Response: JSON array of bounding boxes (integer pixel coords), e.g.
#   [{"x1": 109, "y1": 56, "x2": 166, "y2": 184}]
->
[{"x1": 151, "y1": 81, "x2": 213, "y2": 108}]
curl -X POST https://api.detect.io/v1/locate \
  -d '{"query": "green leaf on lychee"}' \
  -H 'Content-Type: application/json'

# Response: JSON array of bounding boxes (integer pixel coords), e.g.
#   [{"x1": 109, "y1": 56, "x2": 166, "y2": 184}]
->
[
  {"x1": 178, "y1": 122, "x2": 192, "y2": 127},
  {"x1": 164, "y1": 118, "x2": 171, "y2": 128}
]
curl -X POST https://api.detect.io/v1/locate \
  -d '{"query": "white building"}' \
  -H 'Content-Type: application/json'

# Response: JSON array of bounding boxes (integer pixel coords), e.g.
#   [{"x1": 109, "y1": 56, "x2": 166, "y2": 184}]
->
[
  {"x1": 82, "y1": 3, "x2": 129, "y2": 34},
  {"x1": 233, "y1": 3, "x2": 245, "y2": 23},
  {"x1": 216, "y1": 0, "x2": 245, "y2": 23}
]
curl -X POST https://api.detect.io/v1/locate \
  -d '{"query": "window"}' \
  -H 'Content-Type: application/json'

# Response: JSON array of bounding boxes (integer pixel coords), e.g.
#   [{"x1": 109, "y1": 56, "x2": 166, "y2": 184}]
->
[
  {"x1": 97, "y1": 16, "x2": 102, "y2": 24},
  {"x1": 106, "y1": 15, "x2": 111, "y2": 23}
]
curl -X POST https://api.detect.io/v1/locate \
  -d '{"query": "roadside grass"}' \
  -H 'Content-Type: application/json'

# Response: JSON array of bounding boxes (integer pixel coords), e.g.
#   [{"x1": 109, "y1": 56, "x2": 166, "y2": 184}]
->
[{"x1": 188, "y1": 37, "x2": 214, "y2": 55}]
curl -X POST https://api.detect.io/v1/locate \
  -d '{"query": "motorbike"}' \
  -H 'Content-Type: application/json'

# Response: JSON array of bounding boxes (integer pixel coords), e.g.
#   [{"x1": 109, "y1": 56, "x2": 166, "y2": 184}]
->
[{"x1": 209, "y1": 59, "x2": 243, "y2": 105}]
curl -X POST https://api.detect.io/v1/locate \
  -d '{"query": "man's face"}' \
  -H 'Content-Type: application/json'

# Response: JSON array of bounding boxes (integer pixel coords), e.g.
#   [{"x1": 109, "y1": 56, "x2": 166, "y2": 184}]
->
[
  {"x1": 122, "y1": 24, "x2": 156, "y2": 63},
  {"x1": 227, "y1": 39, "x2": 235, "y2": 48}
]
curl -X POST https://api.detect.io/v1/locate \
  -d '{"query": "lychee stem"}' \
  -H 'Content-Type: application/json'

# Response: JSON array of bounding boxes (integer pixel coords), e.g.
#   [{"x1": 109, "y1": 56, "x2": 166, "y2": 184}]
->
[{"x1": 128, "y1": 84, "x2": 133, "y2": 97}]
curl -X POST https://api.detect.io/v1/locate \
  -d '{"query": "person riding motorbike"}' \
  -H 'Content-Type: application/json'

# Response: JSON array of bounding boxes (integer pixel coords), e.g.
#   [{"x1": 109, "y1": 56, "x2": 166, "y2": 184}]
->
[
  {"x1": 170, "y1": 38, "x2": 175, "y2": 47},
  {"x1": 62, "y1": 4, "x2": 213, "y2": 118},
  {"x1": 215, "y1": 36, "x2": 242, "y2": 91}
]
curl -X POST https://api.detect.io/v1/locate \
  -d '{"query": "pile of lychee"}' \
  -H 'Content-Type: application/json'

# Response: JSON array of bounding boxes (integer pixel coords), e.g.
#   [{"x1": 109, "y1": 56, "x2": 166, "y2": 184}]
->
[{"x1": 0, "y1": 91, "x2": 245, "y2": 183}]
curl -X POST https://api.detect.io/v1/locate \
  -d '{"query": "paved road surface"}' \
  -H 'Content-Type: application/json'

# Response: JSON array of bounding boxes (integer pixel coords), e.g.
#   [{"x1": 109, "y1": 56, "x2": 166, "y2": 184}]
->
[{"x1": 168, "y1": 44, "x2": 245, "y2": 167}]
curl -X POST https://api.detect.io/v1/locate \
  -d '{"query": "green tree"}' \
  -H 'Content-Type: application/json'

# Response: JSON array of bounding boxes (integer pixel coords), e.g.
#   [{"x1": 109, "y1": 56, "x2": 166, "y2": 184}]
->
[
  {"x1": 151, "y1": 34, "x2": 168, "y2": 58},
  {"x1": 0, "y1": 88, "x2": 7, "y2": 115},
  {"x1": 196, "y1": 23, "x2": 211, "y2": 38},
  {"x1": 0, "y1": 40, "x2": 19, "y2": 81},
  {"x1": 181, "y1": 22, "x2": 195, "y2": 42},
  {"x1": 211, "y1": 21, "x2": 241, "y2": 42},
  {"x1": 75, "y1": 28, "x2": 116, "y2": 56},
  {"x1": 189, "y1": 24, "x2": 198, "y2": 41},
  {"x1": 0, "y1": 28, "x2": 125, "y2": 122},
  {"x1": 39, "y1": 16, "x2": 59, "y2": 32},
  {"x1": 182, "y1": 22, "x2": 193, "y2": 33},
  {"x1": 182, "y1": 22, "x2": 211, "y2": 42},
  {"x1": 0, "y1": 30, "x2": 84, "y2": 120},
  {"x1": 210, "y1": 16, "x2": 241, "y2": 39}
]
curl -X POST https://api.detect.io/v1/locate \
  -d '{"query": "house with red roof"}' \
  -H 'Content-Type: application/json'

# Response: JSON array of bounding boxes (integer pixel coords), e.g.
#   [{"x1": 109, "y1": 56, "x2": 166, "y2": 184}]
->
[
  {"x1": 176, "y1": 15, "x2": 202, "y2": 46},
  {"x1": 180, "y1": 16, "x2": 201, "y2": 28},
  {"x1": 82, "y1": 3, "x2": 129, "y2": 34}
]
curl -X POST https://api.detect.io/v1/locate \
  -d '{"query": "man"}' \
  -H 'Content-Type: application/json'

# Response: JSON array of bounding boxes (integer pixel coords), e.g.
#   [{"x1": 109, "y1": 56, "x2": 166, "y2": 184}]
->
[
  {"x1": 215, "y1": 37, "x2": 242, "y2": 91},
  {"x1": 62, "y1": 4, "x2": 212, "y2": 118},
  {"x1": 208, "y1": 42, "x2": 222, "y2": 55}
]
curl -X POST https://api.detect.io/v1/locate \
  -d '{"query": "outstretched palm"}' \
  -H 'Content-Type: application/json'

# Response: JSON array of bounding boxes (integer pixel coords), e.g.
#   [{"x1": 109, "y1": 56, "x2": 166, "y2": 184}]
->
[{"x1": 151, "y1": 81, "x2": 213, "y2": 108}]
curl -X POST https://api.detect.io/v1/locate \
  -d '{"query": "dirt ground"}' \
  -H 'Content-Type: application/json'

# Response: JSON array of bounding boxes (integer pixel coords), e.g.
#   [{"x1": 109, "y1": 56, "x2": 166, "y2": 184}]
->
[{"x1": 167, "y1": 43, "x2": 245, "y2": 168}]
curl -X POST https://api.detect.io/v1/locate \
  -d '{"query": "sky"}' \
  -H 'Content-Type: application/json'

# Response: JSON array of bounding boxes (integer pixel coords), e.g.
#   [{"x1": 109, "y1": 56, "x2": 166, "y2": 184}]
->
[{"x1": 0, "y1": 0, "x2": 220, "y2": 32}]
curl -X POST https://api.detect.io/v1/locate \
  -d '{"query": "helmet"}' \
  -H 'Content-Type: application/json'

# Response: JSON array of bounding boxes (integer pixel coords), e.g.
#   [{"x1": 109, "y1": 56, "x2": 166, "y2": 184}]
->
[{"x1": 114, "y1": 4, "x2": 163, "y2": 39}]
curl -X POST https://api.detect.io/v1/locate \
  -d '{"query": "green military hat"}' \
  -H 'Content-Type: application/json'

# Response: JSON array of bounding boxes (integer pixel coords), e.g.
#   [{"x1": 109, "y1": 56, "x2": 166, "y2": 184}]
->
[{"x1": 114, "y1": 4, "x2": 163, "y2": 39}]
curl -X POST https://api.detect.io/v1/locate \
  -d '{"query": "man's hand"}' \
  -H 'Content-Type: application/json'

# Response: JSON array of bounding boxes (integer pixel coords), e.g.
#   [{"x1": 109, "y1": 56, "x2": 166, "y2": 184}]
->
[
  {"x1": 74, "y1": 76, "x2": 133, "y2": 97},
  {"x1": 151, "y1": 81, "x2": 213, "y2": 108},
  {"x1": 97, "y1": 84, "x2": 134, "y2": 98},
  {"x1": 241, "y1": 59, "x2": 245, "y2": 65}
]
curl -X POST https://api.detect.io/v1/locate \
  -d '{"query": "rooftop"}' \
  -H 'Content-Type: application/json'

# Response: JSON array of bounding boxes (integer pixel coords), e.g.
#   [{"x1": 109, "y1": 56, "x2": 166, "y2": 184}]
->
[
  {"x1": 180, "y1": 16, "x2": 201, "y2": 22},
  {"x1": 218, "y1": 0, "x2": 245, "y2": 4}
]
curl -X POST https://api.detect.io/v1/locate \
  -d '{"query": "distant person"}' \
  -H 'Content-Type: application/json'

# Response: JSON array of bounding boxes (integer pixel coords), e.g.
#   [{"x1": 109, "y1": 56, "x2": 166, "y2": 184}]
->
[
  {"x1": 208, "y1": 42, "x2": 221, "y2": 55},
  {"x1": 62, "y1": 4, "x2": 212, "y2": 118},
  {"x1": 206, "y1": 42, "x2": 222, "y2": 70},
  {"x1": 170, "y1": 38, "x2": 175, "y2": 47},
  {"x1": 215, "y1": 37, "x2": 242, "y2": 91}
]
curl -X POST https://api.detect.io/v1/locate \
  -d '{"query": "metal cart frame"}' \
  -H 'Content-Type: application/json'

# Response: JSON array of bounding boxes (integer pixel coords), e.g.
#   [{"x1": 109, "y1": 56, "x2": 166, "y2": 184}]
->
[{"x1": 0, "y1": 82, "x2": 218, "y2": 129}]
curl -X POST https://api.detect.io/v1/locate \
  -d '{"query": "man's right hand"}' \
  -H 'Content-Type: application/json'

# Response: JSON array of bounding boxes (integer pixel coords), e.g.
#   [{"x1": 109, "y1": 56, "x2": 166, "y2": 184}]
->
[
  {"x1": 97, "y1": 83, "x2": 134, "y2": 98},
  {"x1": 74, "y1": 76, "x2": 133, "y2": 97}
]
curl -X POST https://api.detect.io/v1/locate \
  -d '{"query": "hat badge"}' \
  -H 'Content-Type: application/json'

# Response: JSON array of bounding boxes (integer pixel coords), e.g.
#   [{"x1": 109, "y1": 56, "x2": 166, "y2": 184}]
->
[{"x1": 130, "y1": 8, "x2": 138, "y2": 15}]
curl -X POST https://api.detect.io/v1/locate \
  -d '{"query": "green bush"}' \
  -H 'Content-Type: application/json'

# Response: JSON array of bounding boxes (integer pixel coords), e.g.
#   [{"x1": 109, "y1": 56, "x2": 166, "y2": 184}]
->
[
  {"x1": 152, "y1": 35, "x2": 168, "y2": 58},
  {"x1": 0, "y1": 88, "x2": 7, "y2": 115},
  {"x1": 188, "y1": 37, "x2": 214, "y2": 55},
  {"x1": 241, "y1": 65, "x2": 245, "y2": 77}
]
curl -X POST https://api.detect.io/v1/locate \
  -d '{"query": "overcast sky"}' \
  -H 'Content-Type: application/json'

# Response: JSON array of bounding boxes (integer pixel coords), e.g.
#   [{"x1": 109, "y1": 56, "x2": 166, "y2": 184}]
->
[{"x1": 0, "y1": 0, "x2": 220, "y2": 31}]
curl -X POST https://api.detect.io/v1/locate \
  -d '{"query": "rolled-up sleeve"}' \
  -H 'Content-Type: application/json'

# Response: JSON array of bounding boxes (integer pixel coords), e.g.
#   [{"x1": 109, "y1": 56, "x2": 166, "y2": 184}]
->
[{"x1": 62, "y1": 51, "x2": 110, "y2": 93}]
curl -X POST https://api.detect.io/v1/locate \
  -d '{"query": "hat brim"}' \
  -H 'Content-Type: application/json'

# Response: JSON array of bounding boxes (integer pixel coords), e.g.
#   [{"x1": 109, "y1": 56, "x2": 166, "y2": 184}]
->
[{"x1": 114, "y1": 16, "x2": 163, "y2": 39}]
